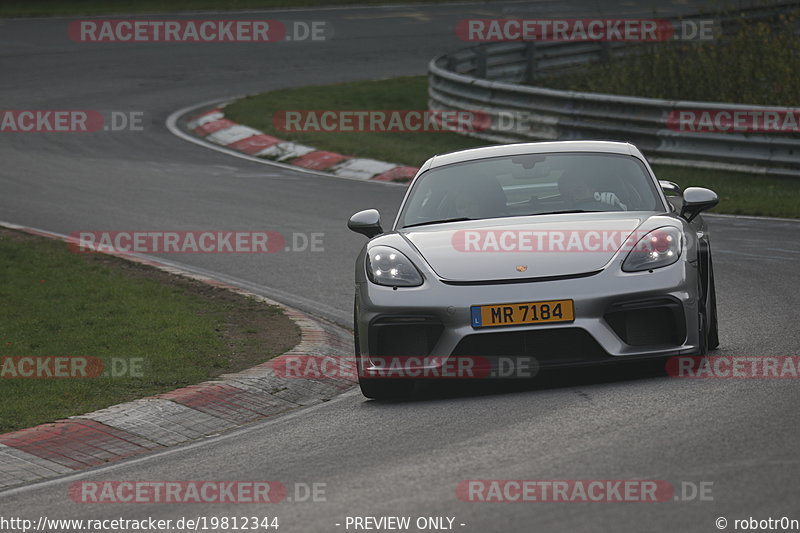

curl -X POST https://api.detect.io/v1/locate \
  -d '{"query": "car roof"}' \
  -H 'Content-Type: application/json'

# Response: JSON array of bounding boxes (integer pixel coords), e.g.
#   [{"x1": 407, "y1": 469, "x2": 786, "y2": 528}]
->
[{"x1": 428, "y1": 140, "x2": 641, "y2": 169}]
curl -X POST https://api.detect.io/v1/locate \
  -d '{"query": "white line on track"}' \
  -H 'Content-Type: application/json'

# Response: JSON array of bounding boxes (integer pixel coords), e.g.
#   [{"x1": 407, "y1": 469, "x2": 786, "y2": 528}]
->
[{"x1": 0, "y1": 389, "x2": 361, "y2": 498}]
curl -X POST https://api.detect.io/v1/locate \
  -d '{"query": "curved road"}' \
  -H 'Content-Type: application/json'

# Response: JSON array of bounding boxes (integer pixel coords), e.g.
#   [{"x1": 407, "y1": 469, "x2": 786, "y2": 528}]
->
[{"x1": 1, "y1": 2, "x2": 799, "y2": 532}]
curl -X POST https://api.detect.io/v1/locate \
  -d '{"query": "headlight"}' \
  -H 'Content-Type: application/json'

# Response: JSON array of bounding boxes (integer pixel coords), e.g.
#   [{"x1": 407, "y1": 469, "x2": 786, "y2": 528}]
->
[
  {"x1": 622, "y1": 227, "x2": 682, "y2": 272},
  {"x1": 366, "y1": 246, "x2": 423, "y2": 287}
]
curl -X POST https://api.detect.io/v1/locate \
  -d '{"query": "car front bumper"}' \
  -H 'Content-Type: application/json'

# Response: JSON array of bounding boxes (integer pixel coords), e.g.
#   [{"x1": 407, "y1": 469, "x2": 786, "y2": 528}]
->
[{"x1": 356, "y1": 259, "x2": 702, "y2": 375}]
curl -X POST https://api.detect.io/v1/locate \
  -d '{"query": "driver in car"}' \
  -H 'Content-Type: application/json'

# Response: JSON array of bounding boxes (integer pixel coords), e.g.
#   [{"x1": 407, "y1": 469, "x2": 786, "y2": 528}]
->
[
  {"x1": 452, "y1": 176, "x2": 509, "y2": 219},
  {"x1": 558, "y1": 172, "x2": 627, "y2": 211}
]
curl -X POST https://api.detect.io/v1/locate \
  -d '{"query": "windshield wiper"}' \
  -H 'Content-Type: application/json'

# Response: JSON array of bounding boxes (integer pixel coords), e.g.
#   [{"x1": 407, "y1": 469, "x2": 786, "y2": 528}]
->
[
  {"x1": 528, "y1": 209, "x2": 600, "y2": 216},
  {"x1": 403, "y1": 217, "x2": 473, "y2": 228}
]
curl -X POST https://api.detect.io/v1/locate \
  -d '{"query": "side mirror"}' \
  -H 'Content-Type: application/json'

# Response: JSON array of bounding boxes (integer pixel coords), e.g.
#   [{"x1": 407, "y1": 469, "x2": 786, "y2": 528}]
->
[
  {"x1": 680, "y1": 187, "x2": 719, "y2": 222},
  {"x1": 348, "y1": 209, "x2": 383, "y2": 238}
]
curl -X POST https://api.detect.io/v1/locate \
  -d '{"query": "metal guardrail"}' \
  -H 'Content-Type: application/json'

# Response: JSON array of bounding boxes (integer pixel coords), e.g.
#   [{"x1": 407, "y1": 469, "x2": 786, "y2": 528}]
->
[{"x1": 428, "y1": 4, "x2": 800, "y2": 177}]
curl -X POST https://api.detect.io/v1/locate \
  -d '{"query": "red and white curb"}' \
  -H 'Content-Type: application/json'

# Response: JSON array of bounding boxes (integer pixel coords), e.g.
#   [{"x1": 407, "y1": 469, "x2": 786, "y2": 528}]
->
[
  {"x1": 186, "y1": 106, "x2": 419, "y2": 183},
  {"x1": 0, "y1": 222, "x2": 355, "y2": 490}
]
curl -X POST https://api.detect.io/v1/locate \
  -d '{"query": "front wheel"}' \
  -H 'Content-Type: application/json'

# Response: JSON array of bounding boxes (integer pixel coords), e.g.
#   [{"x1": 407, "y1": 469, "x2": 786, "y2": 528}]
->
[
  {"x1": 697, "y1": 310, "x2": 708, "y2": 356},
  {"x1": 706, "y1": 263, "x2": 720, "y2": 350}
]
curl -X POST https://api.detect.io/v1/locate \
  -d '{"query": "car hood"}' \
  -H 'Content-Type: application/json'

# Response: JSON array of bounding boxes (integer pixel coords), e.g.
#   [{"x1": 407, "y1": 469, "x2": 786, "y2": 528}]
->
[{"x1": 402, "y1": 214, "x2": 646, "y2": 282}]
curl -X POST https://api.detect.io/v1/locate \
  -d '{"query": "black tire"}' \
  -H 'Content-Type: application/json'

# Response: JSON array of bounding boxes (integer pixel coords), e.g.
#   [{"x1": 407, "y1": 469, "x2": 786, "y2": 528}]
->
[
  {"x1": 353, "y1": 296, "x2": 360, "y2": 357},
  {"x1": 696, "y1": 267, "x2": 709, "y2": 356},
  {"x1": 706, "y1": 263, "x2": 720, "y2": 350},
  {"x1": 697, "y1": 310, "x2": 708, "y2": 356}
]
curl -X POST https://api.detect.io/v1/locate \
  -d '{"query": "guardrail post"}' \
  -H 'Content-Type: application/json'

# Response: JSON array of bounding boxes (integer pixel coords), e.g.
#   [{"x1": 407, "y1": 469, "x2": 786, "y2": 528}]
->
[
  {"x1": 447, "y1": 55, "x2": 458, "y2": 72},
  {"x1": 599, "y1": 41, "x2": 611, "y2": 64},
  {"x1": 525, "y1": 42, "x2": 538, "y2": 83},
  {"x1": 475, "y1": 46, "x2": 487, "y2": 78}
]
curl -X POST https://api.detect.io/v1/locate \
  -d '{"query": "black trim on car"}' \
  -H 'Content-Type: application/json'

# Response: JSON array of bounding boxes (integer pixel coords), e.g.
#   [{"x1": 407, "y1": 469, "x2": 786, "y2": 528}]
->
[{"x1": 440, "y1": 270, "x2": 602, "y2": 286}]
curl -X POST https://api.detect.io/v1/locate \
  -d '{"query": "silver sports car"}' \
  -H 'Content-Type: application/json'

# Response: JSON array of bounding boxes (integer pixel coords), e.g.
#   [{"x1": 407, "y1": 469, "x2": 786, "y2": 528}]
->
[{"x1": 348, "y1": 141, "x2": 719, "y2": 399}]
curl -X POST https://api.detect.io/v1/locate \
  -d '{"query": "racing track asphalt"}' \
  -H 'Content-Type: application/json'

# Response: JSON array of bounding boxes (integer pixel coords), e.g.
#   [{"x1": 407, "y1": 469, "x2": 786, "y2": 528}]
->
[{"x1": 1, "y1": 2, "x2": 798, "y2": 532}]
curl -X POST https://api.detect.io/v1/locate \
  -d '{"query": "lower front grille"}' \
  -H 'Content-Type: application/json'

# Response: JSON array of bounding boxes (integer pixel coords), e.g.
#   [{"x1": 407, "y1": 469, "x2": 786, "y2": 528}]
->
[
  {"x1": 369, "y1": 317, "x2": 444, "y2": 356},
  {"x1": 451, "y1": 327, "x2": 609, "y2": 364},
  {"x1": 604, "y1": 298, "x2": 685, "y2": 347}
]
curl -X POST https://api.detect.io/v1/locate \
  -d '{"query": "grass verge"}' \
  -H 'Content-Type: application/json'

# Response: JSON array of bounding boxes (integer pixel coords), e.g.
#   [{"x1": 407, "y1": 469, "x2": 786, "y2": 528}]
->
[
  {"x1": 649, "y1": 165, "x2": 800, "y2": 218},
  {"x1": 225, "y1": 76, "x2": 486, "y2": 168},
  {"x1": 225, "y1": 76, "x2": 800, "y2": 218},
  {"x1": 0, "y1": 228, "x2": 300, "y2": 433},
  {"x1": 537, "y1": 12, "x2": 799, "y2": 106}
]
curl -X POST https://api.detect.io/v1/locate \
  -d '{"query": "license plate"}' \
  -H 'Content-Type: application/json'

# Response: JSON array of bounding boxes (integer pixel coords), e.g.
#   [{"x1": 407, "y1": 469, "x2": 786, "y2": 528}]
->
[{"x1": 471, "y1": 299, "x2": 574, "y2": 328}]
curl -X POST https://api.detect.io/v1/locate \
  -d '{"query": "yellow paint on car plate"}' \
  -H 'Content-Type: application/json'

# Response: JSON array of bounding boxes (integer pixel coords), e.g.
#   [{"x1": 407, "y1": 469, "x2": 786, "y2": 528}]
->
[{"x1": 471, "y1": 299, "x2": 574, "y2": 328}]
